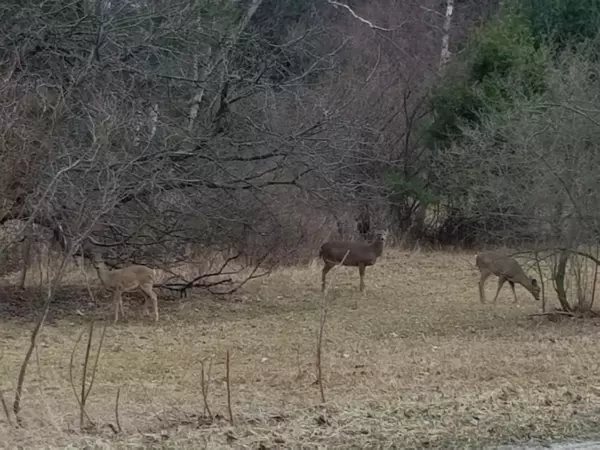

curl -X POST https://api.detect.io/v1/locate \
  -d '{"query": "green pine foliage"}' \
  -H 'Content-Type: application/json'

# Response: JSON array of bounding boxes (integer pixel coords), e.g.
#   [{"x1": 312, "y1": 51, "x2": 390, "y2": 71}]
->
[
  {"x1": 516, "y1": 0, "x2": 600, "y2": 47},
  {"x1": 421, "y1": 0, "x2": 600, "y2": 242},
  {"x1": 426, "y1": 13, "x2": 547, "y2": 149}
]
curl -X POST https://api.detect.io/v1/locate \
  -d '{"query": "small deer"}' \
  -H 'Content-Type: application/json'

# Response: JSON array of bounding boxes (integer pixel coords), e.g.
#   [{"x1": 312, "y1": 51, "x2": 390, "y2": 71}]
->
[
  {"x1": 476, "y1": 251, "x2": 540, "y2": 304},
  {"x1": 319, "y1": 230, "x2": 389, "y2": 293},
  {"x1": 92, "y1": 255, "x2": 159, "y2": 323}
]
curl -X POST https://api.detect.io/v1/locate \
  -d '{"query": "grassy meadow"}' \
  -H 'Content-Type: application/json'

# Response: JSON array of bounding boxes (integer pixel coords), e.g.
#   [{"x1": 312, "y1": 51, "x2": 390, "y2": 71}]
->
[{"x1": 2, "y1": 249, "x2": 600, "y2": 448}]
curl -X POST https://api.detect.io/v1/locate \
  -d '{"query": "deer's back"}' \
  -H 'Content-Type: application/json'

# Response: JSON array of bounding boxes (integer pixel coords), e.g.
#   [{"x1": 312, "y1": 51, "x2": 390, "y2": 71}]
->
[
  {"x1": 109, "y1": 265, "x2": 155, "y2": 289},
  {"x1": 476, "y1": 251, "x2": 523, "y2": 277},
  {"x1": 320, "y1": 241, "x2": 379, "y2": 266}
]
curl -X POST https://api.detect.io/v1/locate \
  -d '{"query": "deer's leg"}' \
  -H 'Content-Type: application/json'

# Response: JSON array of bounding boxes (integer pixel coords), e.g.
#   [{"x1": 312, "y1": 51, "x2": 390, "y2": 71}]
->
[
  {"x1": 151, "y1": 290, "x2": 159, "y2": 322},
  {"x1": 492, "y1": 277, "x2": 506, "y2": 304},
  {"x1": 509, "y1": 280, "x2": 518, "y2": 303},
  {"x1": 152, "y1": 290, "x2": 159, "y2": 322},
  {"x1": 358, "y1": 263, "x2": 366, "y2": 293},
  {"x1": 138, "y1": 288, "x2": 151, "y2": 317},
  {"x1": 141, "y1": 284, "x2": 159, "y2": 322},
  {"x1": 478, "y1": 270, "x2": 491, "y2": 303},
  {"x1": 142, "y1": 297, "x2": 150, "y2": 317},
  {"x1": 119, "y1": 292, "x2": 126, "y2": 318},
  {"x1": 321, "y1": 262, "x2": 334, "y2": 292},
  {"x1": 113, "y1": 289, "x2": 123, "y2": 323}
]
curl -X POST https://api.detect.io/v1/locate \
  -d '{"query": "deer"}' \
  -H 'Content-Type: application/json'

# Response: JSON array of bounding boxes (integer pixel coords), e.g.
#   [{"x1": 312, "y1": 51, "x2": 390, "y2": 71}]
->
[
  {"x1": 91, "y1": 254, "x2": 159, "y2": 323},
  {"x1": 476, "y1": 251, "x2": 540, "y2": 304},
  {"x1": 319, "y1": 230, "x2": 389, "y2": 293}
]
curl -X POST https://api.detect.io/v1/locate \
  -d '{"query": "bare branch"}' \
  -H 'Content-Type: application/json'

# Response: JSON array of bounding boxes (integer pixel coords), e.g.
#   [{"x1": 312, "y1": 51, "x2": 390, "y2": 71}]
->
[{"x1": 327, "y1": 1, "x2": 400, "y2": 31}]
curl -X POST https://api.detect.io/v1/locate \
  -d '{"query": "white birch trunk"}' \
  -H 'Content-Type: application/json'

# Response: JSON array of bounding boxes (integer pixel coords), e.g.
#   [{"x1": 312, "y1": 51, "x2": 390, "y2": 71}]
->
[{"x1": 439, "y1": 0, "x2": 454, "y2": 72}]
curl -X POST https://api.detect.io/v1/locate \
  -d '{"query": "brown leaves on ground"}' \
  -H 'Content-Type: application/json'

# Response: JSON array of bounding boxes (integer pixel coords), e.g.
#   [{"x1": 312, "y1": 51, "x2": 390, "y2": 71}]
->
[{"x1": 2, "y1": 249, "x2": 600, "y2": 448}]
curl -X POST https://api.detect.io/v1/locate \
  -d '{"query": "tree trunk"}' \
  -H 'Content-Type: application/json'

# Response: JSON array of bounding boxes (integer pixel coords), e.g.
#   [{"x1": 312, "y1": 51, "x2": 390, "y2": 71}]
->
[
  {"x1": 554, "y1": 249, "x2": 572, "y2": 312},
  {"x1": 439, "y1": 0, "x2": 454, "y2": 71},
  {"x1": 409, "y1": 203, "x2": 426, "y2": 241},
  {"x1": 18, "y1": 235, "x2": 32, "y2": 290}
]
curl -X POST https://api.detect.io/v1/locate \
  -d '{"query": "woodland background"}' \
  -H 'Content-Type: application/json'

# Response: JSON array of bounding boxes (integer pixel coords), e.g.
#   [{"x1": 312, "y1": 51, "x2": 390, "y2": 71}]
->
[{"x1": 1, "y1": 0, "x2": 600, "y2": 311}]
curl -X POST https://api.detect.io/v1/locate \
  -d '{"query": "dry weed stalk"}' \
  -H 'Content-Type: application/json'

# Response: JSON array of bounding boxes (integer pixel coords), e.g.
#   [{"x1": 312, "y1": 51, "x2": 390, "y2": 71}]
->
[
  {"x1": 199, "y1": 357, "x2": 214, "y2": 420},
  {"x1": 590, "y1": 253, "x2": 599, "y2": 311},
  {"x1": 114, "y1": 387, "x2": 122, "y2": 433},
  {"x1": 316, "y1": 250, "x2": 349, "y2": 403},
  {"x1": 106, "y1": 387, "x2": 123, "y2": 435},
  {"x1": 1, "y1": 392, "x2": 13, "y2": 428},
  {"x1": 69, "y1": 320, "x2": 107, "y2": 432},
  {"x1": 226, "y1": 350, "x2": 233, "y2": 424},
  {"x1": 13, "y1": 254, "x2": 70, "y2": 426},
  {"x1": 13, "y1": 305, "x2": 44, "y2": 427}
]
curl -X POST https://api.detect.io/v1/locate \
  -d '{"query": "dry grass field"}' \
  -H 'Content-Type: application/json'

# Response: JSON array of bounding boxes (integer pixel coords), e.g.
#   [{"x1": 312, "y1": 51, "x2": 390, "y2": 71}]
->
[{"x1": 2, "y1": 249, "x2": 600, "y2": 449}]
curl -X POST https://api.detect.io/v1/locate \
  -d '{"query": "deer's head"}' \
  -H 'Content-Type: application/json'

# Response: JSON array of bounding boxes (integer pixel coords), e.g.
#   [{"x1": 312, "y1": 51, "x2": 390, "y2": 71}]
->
[{"x1": 375, "y1": 230, "x2": 389, "y2": 242}]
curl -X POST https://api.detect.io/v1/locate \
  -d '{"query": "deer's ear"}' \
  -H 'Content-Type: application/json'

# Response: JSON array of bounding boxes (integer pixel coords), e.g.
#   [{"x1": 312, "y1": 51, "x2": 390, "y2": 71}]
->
[{"x1": 531, "y1": 278, "x2": 538, "y2": 286}]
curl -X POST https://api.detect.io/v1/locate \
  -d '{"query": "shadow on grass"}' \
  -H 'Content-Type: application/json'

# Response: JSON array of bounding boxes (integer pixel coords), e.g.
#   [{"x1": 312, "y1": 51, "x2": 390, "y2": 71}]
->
[
  {"x1": 0, "y1": 283, "x2": 181, "y2": 325},
  {"x1": 0, "y1": 281, "x2": 329, "y2": 326}
]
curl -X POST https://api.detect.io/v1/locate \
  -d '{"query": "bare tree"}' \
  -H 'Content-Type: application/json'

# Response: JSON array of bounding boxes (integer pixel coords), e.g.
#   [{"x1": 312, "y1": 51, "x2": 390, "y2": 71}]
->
[
  {"x1": 0, "y1": 0, "x2": 504, "y2": 291},
  {"x1": 432, "y1": 45, "x2": 600, "y2": 311},
  {"x1": 0, "y1": 0, "x2": 346, "y2": 292}
]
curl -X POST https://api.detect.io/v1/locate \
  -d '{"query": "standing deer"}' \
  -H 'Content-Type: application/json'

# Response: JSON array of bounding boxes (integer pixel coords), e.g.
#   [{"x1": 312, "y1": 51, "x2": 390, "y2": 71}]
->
[
  {"x1": 92, "y1": 254, "x2": 159, "y2": 323},
  {"x1": 476, "y1": 251, "x2": 540, "y2": 304},
  {"x1": 320, "y1": 230, "x2": 389, "y2": 293}
]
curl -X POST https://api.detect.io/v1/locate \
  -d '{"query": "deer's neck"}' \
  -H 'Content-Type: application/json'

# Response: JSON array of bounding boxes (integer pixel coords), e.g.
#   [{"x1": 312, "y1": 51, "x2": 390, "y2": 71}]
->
[
  {"x1": 94, "y1": 263, "x2": 110, "y2": 287},
  {"x1": 525, "y1": 281, "x2": 537, "y2": 295},
  {"x1": 516, "y1": 274, "x2": 534, "y2": 292},
  {"x1": 371, "y1": 239, "x2": 384, "y2": 257}
]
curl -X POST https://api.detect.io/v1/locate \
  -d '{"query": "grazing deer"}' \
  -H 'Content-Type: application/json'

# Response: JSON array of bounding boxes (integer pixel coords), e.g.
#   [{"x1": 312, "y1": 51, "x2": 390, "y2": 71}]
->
[
  {"x1": 476, "y1": 251, "x2": 540, "y2": 304},
  {"x1": 319, "y1": 230, "x2": 389, "y2": 293},
  {"x1": 92, "y1": 255, "x2": 159, "y2": 323}
]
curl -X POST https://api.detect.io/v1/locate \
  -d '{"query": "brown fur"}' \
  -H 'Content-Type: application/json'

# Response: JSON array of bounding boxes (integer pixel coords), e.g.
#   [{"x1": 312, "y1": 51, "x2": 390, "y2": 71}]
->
[
  {"x1": 319, "y1": 230, "x2": 389, "y2": 293},
  {"x1": 476, "y1": 251, "x2": 540, "y2": 304},
  {"x1": 93, "y1": 256, "x2": 159, "y2": 323}
]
